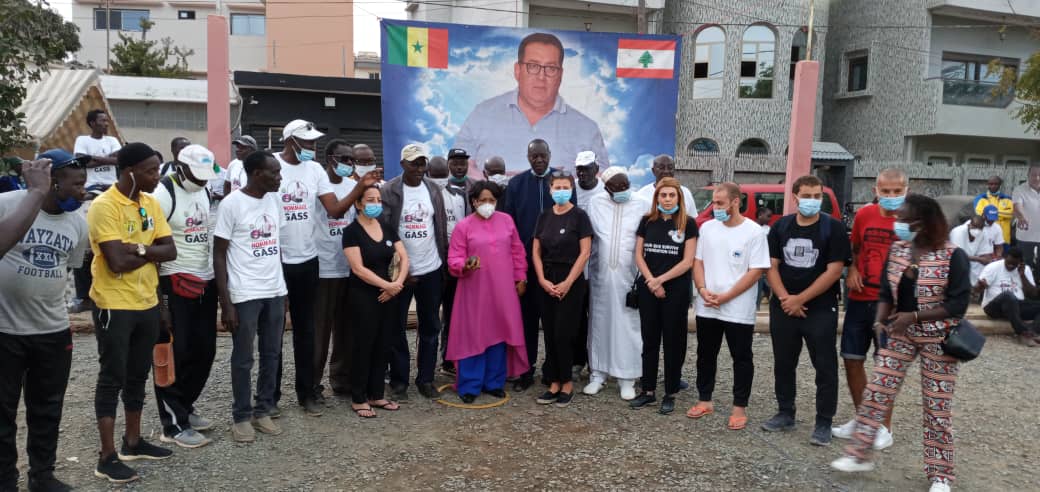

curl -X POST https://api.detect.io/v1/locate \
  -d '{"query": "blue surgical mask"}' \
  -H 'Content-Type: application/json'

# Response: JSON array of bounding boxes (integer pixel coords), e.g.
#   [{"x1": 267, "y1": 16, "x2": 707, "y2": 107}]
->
[
  {"x1": 363, "y1": 203, "x2": 382, "y2": 218},
  {"x1": 657, "y1": 204, "x2": 679, "y2": 215},
  {"x1": 551, "y1": 189, "x2": 572, "y2": 205},
  {"x1": 334, "y1": 163, "x2": 353, "y2": 177},
  {"x1": 798, "y1": 198, "x2": 822, "y2": 217},
  {"x1": 57, "y1": 195, "x2": 82, "y2": 212},
  {"x1": 879, "y1": 195, "x2": 905, "y2": 212},
  {"x1": 610, "y1": 190, "x2": 631, "y2": 203},
  {"x1": 893, "y1": 221, "x2": 916, "y2": 242},
  {"x1": 713, "y1": 207, "x2": 731, "y2": 222},
  {"x1": 294, "y1": 139, "x2": 315, "y2": 162}
]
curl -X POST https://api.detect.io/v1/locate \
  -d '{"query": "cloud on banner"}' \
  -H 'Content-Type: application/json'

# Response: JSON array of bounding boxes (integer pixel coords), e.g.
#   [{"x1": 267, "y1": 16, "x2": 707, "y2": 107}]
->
[{"x1": 380, "y1": 19, "x2": 680, "y2": 188}]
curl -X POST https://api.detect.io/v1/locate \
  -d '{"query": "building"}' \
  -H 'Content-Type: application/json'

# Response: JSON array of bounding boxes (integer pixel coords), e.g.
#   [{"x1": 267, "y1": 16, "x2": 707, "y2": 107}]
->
[
  {"x1": 266, "y1": 0, "x2": 354, "y2": 77},
  {"x1": 71, "y1": 0, "x2": 267, "y2": 74},
  {"x1": 823, "y1": 0, "x2": 1040, "y2": 202},
  {"x1": 354, "y1": 51, "x2": 381, "y2": 80},
  {"x1": 406, "y1": 0, "x2": 665, "y2": 33}
]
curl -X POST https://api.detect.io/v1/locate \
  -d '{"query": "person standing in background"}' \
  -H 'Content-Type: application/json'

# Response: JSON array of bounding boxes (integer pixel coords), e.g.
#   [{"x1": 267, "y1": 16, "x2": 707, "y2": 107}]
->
[
  {"x1": 1013, "y1": 165, "x2": 1040, "y2": 273},
  {"x1": 572, "y1": 151, "x2": 602, "y2": 380},
  {"x1": 224, "y1": 136, "x2": 258, "y2": 196}
]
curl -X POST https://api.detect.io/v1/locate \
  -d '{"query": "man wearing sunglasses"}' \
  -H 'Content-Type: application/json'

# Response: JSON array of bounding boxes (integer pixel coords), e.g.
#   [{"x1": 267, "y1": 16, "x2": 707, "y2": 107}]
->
[
  {"x1": 454, "y1": 32, "x2": 608, "y2": 176},
  {"x1": 0, "y1": 150, "x2": 89, "y2": 492}
]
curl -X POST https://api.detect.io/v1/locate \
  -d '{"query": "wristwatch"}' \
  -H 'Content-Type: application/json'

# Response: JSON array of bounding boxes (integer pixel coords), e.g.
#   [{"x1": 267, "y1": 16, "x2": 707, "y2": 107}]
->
[{"x1": 136, "y1": 243, "x2": 147, "y2": 257}]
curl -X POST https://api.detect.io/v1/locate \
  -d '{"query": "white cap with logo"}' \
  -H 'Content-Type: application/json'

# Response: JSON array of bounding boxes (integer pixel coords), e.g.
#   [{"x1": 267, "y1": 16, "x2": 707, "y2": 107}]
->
[
  {"x1": 282, "y1": 119, "x2": 325, "y2": 142},
  {"x1": 177, "y1": 144, "x2": 219, "y2": 180},
  {"x1": 401, "y1": 143, "x2": 430, "y2": 162},
  {"x1": 575, "y1": 151, "x2": 597, "y2": 167}
]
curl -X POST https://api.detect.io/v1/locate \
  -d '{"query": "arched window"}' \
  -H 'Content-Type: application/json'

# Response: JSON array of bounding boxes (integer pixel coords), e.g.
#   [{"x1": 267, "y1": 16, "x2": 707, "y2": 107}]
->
[
  {"x1": 740, "y1": 24, "x2": 775, "y2": 99},
  {"x1": 790, "y1": 28, "x2": 808, "y2": 100},
  {"x1": 736, "y1": 138, "x2": 770, "y2": 156},
  {"x1": 693, "y1": 26, "x2": 725, "y2": 99},
  {"x1": 688, "y1": 138, "x2": 719, "y2": 156}
]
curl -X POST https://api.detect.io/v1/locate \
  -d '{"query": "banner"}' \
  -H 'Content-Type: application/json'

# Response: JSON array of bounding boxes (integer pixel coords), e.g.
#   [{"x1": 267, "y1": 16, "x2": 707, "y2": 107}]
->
[{"x1": 380, "y1": 20, "x2": 681, "y2": 188}]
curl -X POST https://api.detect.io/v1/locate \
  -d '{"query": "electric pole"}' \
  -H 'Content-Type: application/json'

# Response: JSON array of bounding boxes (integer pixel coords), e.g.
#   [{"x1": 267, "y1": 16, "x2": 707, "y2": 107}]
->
[
  {"x1": 637, "y1": 0, "x2": 647, "y2": 34},
  {"x1": 105, "y1": 0, "x2": 111, "y2": 72}
]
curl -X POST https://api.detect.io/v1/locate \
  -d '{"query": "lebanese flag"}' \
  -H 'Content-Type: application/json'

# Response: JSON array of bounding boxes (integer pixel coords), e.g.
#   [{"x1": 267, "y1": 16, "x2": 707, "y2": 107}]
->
[{"x1": 616, "y1": 39, "x2": 676, "y2": 79}]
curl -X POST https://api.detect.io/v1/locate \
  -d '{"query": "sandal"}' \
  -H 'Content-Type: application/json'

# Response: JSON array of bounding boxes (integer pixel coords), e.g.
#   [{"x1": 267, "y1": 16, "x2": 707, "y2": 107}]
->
[
  {"x1": 368, "y1": 400, "x2": 400, "y2": 411},
  {"x1": 686, "y1": 405, "x2": 714, "y2": 419},
  {"x1": 728, "y1": 415, "x2": 748, "y2": 430},
  {"x1": 352, "y1": 406, "x2": 377, "y2": 419}
]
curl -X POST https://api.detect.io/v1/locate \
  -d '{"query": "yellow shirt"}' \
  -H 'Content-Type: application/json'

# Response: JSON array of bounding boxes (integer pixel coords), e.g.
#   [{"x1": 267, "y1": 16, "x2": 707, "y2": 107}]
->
[
  {"x1": 974, "y1": 193, "x2": 1014, "y2": 244},
  {"x1": 87, "y1": 185, "x2": 172, "y2": 310}
]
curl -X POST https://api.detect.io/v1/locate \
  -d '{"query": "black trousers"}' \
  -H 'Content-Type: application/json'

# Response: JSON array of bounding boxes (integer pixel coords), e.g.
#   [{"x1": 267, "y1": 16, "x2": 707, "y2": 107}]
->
[
  {"x1": 540, "y1": 264, "x2": 587, "y2": 384},
  {"x1": 440, "y1": 275, "x2": 458, "y2": 365},
  {"x1": 277, "y1": 258, "x2": 319, "y2": 404},
  {"x1": 984, "y1": 292, "x2": 1040, "y2": 335},
  {"x1": 349, "y1": 284, "x2": 397, "y2": 404},
  {"x1": 769, "y1": 298, "x2": 838, "y2": 425},
  {"x1": 573, "y1": 278, "x2": 590, "y2": 368},
  {"x1": 0, "y1": 330, "x2": 72, "y2": 487},
  {"x1": 93, "y1": 307, "x2": 160, "y2": 418},
  {"x1": 154, "y1": 276, "x2": 217, "y2": 436},
  {"x1": 390, "y1": 269, "x2": 442, "y2": 387},
  {"x1": 73, "y1": 251, "x2": 93, "y2": 300},
  {"x1": 639, "y1": 279, "x2": 690, "y2": 395},
  {"x1": 695, "y1": 316, "x2": 754, "y2": 407},
  {"x1": 519, "y1": 263, "x2": 543, "y2": 379}
]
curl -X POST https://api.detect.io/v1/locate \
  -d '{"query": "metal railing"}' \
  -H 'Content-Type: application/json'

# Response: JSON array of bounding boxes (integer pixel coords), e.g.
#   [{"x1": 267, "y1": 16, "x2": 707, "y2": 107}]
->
[{"x1": 942, "y1": 79, "x2": 1015, "y2": 108}]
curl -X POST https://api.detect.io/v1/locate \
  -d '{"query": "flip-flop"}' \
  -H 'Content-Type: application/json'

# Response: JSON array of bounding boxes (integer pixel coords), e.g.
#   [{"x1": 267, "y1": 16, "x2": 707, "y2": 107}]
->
[
  {"x1": 686, "y1": 406, "x2": 714, "y2": 419},
  {"x1": 352, "y1": 406, "x2": 377, "y2": 419},
  {"x1": 728, "y1": 415, "x2": 748, "y2": 430},
  {"x1": 368, "y1": 400, "x2": 400, "y2": 411}
]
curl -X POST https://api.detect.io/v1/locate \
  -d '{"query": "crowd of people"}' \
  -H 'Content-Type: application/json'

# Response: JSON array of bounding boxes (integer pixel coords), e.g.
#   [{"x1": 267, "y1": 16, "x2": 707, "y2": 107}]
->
[{"x1": 4, "y1": 112, "x2": 1039, "y2": 492}]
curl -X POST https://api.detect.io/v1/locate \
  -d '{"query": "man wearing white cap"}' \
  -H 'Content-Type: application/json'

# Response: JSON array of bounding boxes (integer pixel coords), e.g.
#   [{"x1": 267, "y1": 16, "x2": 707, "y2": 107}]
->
[
  {"x1": 223, "y1": 135, "x2": 258, "y2": 196},
  {"x1": 584, "y1": 166, "x2": 648, "y2": 400},
  {"x1": 151, "y1": 144, "x2": 219, "y2": 449},
  {"x1": 272, "y1": 119, "x2": 377, "y2": 416},
  {"x1": 635, "y1": 155, "x2": 697, "y2": 217},
  {"x1": 572, "y1": 150, "x2": 602, "y2": 378}
]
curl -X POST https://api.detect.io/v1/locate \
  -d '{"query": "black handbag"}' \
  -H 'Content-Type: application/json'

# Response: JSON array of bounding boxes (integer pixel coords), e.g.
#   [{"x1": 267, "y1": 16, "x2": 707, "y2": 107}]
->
[
  {"x1": 626, "y1": 275, "x2": 641, "y2": 309},
  {"x1": 942, "y1": 319, "x2": 985, "y2": 362}
]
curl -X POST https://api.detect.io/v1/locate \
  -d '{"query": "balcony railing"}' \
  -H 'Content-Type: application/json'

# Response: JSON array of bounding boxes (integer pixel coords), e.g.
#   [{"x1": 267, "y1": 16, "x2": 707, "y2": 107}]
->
[{"x1": 942, "y1": 79, "x2": 1015, "y2": 108}]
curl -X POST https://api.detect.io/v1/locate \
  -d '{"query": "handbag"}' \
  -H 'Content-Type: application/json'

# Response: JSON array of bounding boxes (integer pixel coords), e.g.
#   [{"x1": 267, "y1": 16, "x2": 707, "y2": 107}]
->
[
  {"x1": 625, "y1": 275, "x2": 641, "y2": 310},
  {"x1": 388, "y1": 252, "x2": 401, "y2": 281},
  {"x1": 942, "y1": 319, "x2": 985, "y2": 362},
  {"x1": 153, "y1": 327, "x2": 176, "y2": 387},
  {"x1": 171, "y1": 272, "x2": 206, "y2": 299}
]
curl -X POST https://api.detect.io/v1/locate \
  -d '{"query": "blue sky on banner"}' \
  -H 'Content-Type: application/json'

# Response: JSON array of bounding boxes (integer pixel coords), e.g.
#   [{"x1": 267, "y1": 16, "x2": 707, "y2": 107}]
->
[{"x1": 380, "y1": 19, "x2": 679, "y2": 186}]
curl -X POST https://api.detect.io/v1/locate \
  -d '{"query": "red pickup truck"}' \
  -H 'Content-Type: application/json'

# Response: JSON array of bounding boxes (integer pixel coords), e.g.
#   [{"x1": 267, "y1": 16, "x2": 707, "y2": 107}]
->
[{"x1": 692, "y1": 184, "x2": 843, "y2": 227}]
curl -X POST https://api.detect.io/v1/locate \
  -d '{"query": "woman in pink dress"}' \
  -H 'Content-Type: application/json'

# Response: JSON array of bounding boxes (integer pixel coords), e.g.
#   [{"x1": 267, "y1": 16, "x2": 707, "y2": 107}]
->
[{"x1": 446, "y1": 181, "x2": 529, "y2": 403}]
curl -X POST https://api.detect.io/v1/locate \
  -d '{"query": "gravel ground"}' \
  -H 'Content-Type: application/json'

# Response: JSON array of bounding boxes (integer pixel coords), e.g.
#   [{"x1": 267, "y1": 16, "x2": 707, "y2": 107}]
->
[{"x1": 10, "y1": 330, "x2": 1039, "y2": 491}]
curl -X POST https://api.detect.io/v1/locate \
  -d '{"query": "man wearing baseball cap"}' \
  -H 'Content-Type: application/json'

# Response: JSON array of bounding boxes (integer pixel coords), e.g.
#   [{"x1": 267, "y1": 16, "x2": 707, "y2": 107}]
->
[
  {"x1": 273, "y1": 120, "x2": 377, "y2": 416},
  {"x1": 380, "y1": 143, "x2": 449, "y2": 400},
  {"x1": 0, "y1": 149, "x2": 88, "y2": 491},
  {"x1": 150, "y1": 144, "x2": 219, "y2": 449},
  {"x1": 982, "y1": 204, "x2": 1006, "y2": 258},
  {"x1": 572, "y1": 150, "x2": 602, "y2": 379},
  {"x1": 224, "y1": 135, "x2": 258, "y2": 196},
  {"x1": 438, "y1": 148, "x2": 475, "y2": 375}
]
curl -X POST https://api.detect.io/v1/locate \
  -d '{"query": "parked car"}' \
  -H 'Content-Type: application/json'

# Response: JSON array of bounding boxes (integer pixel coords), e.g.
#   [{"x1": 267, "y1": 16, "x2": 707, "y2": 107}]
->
[{"x1": 692, "y1": 184, "x2": 843, "y2": 227}]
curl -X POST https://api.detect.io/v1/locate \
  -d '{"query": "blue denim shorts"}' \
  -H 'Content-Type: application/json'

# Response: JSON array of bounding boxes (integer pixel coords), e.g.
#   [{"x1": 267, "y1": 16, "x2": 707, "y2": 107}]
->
[{"x1": 840, "y1": 299, "x2": 880, "y2": 360}]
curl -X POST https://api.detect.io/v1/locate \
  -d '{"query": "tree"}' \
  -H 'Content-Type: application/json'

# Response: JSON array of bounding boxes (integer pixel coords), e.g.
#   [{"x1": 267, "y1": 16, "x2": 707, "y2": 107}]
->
[
  {"x1": 109, "y1": 18, "x2": 194, "y2": 78},
  {"x1": 0, "y1": 0, "x2": 81, "y2": 153},
  {"x1": 993, "y1": 29, "x2": 1040, "y2": 134}
]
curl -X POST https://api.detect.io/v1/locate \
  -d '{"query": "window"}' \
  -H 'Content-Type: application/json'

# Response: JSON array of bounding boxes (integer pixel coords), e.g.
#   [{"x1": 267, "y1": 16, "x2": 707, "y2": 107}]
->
[
  {"x1": 941, "y1": 52, "x2": 1017, "y2": 107},
  {"x1": 847, "y1": 52, "x2": 868, "y2": 92},
  {"x1": 231, "y1": 14, "x2": 265, "y2": 36},
  {"x1": 688, "y1": 138, "x2": 719, "y2": 156},
  {"x1": 368, "y1": 73, "x2": 380, "y2": 80},
  {"x1": 736, "y1": 138, "x2": 769, "y2": 157},
  {"x1": 965, "y1": 154, "x2": 993, "y2": 166},
  {"x1": 739, "y1": 24, "x2": 775, "y2": 99},
  {"x1": 93, "y1": 8, "x2": 150, "y2": 31},
  {"x1": 789, "y1": 28, "x2": 808, "y2": 99},
  {"x1": 693, "y1": 26, "x2": 725, "y2": 99},
  {"x1": 1005, "y1": 156, "x2": 1030, "y2": 167},
  {"x1": 757, "y1": 191, "x2": 833, "y2": 217},
  {"x1": 924, "y1": 153, "x2": 955, "y2": 166},
  {"x1": 178, "y1": 10, "x2": 195, "y2": 20}
]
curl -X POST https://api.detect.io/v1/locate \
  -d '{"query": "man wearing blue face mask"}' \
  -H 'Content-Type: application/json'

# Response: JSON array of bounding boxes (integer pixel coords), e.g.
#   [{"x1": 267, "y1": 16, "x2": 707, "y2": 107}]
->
[{"x1": 762, "y1": 175, "x2": 851, "y2": 446}]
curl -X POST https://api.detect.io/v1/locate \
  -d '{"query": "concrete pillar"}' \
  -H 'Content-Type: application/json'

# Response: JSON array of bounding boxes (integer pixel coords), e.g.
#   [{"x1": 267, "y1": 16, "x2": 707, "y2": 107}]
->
[
  {"x1": 207, "y1": 15, "x2": 231, "y2": 168},
  {"x1": 783, "y1": 60, "x2": 820, "y2": 215}
]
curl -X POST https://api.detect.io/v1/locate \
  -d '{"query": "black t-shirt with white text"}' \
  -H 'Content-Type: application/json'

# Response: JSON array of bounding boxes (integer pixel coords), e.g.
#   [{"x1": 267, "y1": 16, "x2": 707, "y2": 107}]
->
[
  {"x1": 767, "y1": 215, "x2": 851, "y2": 310},
  {"x1": 637, "y1": 215, "x2": 699, "y2": 282}
]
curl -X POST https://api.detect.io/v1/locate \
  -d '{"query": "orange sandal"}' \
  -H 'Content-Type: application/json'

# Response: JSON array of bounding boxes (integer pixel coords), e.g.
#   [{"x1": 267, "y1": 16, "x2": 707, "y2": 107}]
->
[
  {"x1": 686, "y1": 405, "x2": 714, "y2": 419},
  {"x1": 727, "y1": 415, "x2": 748, "y2": 430}
]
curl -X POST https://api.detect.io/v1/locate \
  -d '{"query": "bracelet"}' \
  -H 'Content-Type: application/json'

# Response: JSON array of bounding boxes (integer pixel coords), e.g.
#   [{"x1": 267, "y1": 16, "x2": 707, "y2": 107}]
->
[{"x1": 696, "y1": 286, "x2": 705, "y2": 292}]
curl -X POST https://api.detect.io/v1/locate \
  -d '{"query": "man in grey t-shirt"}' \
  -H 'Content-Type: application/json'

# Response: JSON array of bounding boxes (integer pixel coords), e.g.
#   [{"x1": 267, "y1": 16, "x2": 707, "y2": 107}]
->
[{"x1": 0, "y1": 149, "x2": 88, "y2": 491}]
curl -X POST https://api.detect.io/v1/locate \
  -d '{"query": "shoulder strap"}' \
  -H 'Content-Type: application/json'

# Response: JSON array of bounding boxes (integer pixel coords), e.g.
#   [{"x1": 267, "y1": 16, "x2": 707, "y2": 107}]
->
[
  {"x1": 160, "y1": 176, "x2": 176, "y2": 221},
  {"x1": 160, "y1": 162, "x2": 172, "y2": 176},
  {"x1": 774, "y1": 214, "x2": 797, "y2": 247}
]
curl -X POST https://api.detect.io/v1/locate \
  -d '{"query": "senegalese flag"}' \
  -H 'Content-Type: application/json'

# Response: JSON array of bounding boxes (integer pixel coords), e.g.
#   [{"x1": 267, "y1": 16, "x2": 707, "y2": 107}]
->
[{"x1": 387, "y1": 25, "x2": 449, "y2": 69}]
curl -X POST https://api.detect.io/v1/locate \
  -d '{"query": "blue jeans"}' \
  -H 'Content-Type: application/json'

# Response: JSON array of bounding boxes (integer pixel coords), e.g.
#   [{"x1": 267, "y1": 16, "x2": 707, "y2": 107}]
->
[
  {"x1": 390, "y1": 269, "x2": 443, "y2": 388},
  {"x1": 231, "y1": 296, "x2": 285, "y2": 423}
]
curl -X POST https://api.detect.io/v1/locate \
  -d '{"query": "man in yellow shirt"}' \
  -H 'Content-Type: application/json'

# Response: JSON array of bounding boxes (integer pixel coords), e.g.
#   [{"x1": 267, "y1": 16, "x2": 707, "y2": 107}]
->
[
  {"x1": 86, "y1": 142, "x2": 177, "y2": 484},
  {"x1": 975, "y1": 175, "x2": 1014, "y2": 249}
]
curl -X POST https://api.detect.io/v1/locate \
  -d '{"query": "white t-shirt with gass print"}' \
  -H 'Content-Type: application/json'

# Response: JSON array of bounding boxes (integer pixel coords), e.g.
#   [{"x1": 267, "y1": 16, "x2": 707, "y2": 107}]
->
[
  {"x1": 694, "y1": 218, "x2": 771, "y2": 325},
  {"x1": 214, "y1": 191, "x2": 288, "y2": 304},
  {"x1": 398, "y1": 182, "x2": 442, "y2": 276},
  {"x1": 274, "y1": 153, "x2": 334, "y2": 264}
]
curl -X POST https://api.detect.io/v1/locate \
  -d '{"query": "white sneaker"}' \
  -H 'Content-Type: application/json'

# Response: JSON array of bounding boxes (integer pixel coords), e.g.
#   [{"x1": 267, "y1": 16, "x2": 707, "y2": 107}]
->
[
  {"x1": 188, "y1": 413, "x2": 213, "y2": 431},
  {"x1": 830, "y1": 456, "x2": 875, "y2": 473},
  {"x1": 159, "y1": 428, "x2": 211, "y2": 449},
  {"x1": 618, "y1": 379, "x2": 636, "y2": 401},
  {"x1": 831, "y1": 419, "x2": 857, "y2": 439},
  {"x1": 873, "y1": 425, "x2": 893, "y2": 450},
  {"x1": 583, "y1": 381, "x2": 604, "y2": 395},
  {"x1": 929, "y1": 481, "x2": 951, "y2": 492}
]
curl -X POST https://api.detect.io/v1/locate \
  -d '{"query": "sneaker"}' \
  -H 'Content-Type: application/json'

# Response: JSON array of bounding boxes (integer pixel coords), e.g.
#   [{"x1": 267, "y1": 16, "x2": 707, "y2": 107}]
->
[
  {"x1": 28, "y1": 473, "x2": 72, "y2": 492},
  {"x1": 761, "y1": 413, "x2": 796, "y2": 432},
  {"x1": 554, "y1": 392, "x2": 573, "y2": 408},
  {"x1": 94, "y1": 453, "x2": 139, "y2": 484},
  {"x1": 659, "y1": 395, "x2": 676, "y2": 415},
  {"x1": 618, "y1": 380, "x2": 637, "y2": 401},
  {"x1": 809, "y1": 424, "x2": 832, "y2": 446},
  {"x1": 251, "y1": 416, "x2": 282, "y2": 435},
  {"x1": 313, "y1": 392, "x2": 327, "y2": 406},
  {"x1": 629, "y1": 392, "x2": 657, "y2": 409},
  {"x1": 117, "y1": 436, "x2": 173, "y2": 461},
  {"x1": 188, "y1": 413, "x2": 213, "y2": 431},
  {"x1": 831, "y1": 419, "x2": 856, "y2": 439},
  {"x1": 830, "y1": 455, "x2": 875, "y2": 473},
  {"x1": 417, "y1": 383, "x2": 442, "y2": 399},
  {"x1": 159, "y1": 428, "x2": 211, "y2": 449},
  {"x1": 268, "y1": 405, "x2": 282, "y2": 419},
  {"x1": 302, "y1": 399, "x2": 323, "y2": 417},
  {"x1": 536, "y1": 391, "x2": 559, "y2": 405},
  {"x1": 231, "y1": 421, "x2": 255, "y2": 442},
  {"x1": 874, "y1": 425, "x2": 893, "y2": 450},
  {"x1": 390, "y1": 385, "x2": 409, "y2": 402},
  {"x1": 929, "y1": 481, "x2": 951, "y2": 492},
  {"x1": 582, "y1": 380, "x2": 604, "y2": 395}
]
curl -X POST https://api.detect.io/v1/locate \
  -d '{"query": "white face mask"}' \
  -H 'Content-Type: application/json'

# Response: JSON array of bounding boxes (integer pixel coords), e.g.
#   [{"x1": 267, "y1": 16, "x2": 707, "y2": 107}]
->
[
  {"x1": 430, "y1": 177, "x2": 449, "y2": 188},
  {"x1": 180, "y1": 176, "x2": 205, "y2": 194},
  {"x1": 476, "y1": 203, "x2": 495, "y2": 218},
  {"x1": 969, "y1": 228, "x2": 983, "y2": 236},
  {"x1": 488, "y1": 174, "x2": 509, "y2": 187},
  {"x1": 355, "y1": 165, "x2": 376, "y2": 178}
]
